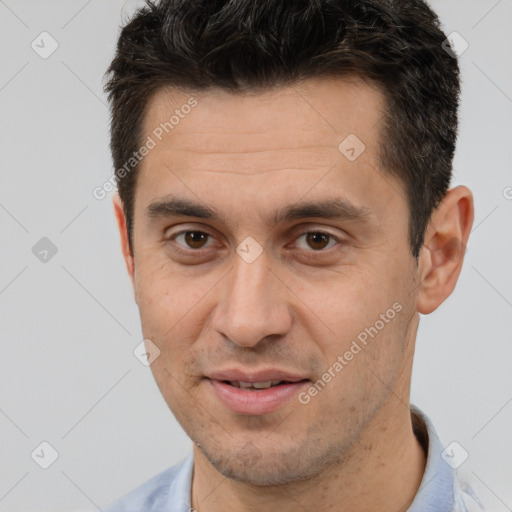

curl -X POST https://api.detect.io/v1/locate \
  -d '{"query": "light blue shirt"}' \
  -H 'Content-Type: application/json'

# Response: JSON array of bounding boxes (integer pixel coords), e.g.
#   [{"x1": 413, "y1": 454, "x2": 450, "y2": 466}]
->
[{"x1": 104, "y1": 406, "x2": 484, "y2": 511}]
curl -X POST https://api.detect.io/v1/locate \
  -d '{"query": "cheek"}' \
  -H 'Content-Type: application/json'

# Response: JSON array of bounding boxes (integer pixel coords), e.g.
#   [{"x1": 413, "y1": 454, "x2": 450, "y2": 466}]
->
[
  {"x1": 134, "y1": 255, "x2": 202, "y2": 324},
  {"x1": 133, "y1": 257, "x2": 221, "y2": 367},
  {"x1": 300, "y1": 267, "x2": 391, "y2": 329},
  {"x1": 300, "y1": 266, "x2": 409, "y2": 373}
]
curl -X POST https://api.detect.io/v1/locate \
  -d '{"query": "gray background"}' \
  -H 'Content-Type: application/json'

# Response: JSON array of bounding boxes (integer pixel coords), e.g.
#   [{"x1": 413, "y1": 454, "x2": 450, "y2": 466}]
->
[{"x1": 0, "y1": 0, "x2": 511, "y2": 510}]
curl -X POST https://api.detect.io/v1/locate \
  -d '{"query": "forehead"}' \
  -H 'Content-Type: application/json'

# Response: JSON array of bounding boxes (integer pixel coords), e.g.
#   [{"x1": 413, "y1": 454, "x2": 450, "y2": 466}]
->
[
  {"x1": 141, "y1": 76, "x2": 385, "y2": 166},
  {"x1": 133, "y1": 77, "x2": 401, "y2": 228}
]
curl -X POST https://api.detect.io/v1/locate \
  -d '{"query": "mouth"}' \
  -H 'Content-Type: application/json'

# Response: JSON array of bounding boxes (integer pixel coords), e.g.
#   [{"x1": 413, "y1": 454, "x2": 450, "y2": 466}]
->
[
  {"x1": 222, "y1": 379, "x2": 306, "y2": 390},
  {"x1": 206, "y1": 375, "x2": 310, "y2": 415}
]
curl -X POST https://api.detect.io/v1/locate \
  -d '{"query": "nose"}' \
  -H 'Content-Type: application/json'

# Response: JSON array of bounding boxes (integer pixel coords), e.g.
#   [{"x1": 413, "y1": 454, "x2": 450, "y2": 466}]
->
[{"x1": 211, "y1": 249, "x2": 293, "y2": 348}]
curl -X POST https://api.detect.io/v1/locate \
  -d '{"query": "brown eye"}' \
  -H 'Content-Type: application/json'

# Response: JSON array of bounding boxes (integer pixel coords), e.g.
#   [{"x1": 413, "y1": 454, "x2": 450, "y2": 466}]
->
[
  {"x1": 295, "y1": 231, "x2": 338, "y2": 251},
  {"x1": 174, "y1": 231, "x2": 212, "y2": 249},
  {"x1": 305, "y1": 232, "x2": 331, "y2": 250}
]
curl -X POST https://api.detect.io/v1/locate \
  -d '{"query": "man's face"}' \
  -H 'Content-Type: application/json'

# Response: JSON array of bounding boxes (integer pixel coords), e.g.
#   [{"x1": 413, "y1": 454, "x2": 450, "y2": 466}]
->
[{"x1": 126, "y1": 78, "x2": 420, "y2": 485}]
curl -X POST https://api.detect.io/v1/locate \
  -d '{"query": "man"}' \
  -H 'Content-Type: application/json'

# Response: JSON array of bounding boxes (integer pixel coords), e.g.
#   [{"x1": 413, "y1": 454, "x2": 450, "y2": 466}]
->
[{"x1": 103, "y1": 0, "x2": 482, "y2": 510}]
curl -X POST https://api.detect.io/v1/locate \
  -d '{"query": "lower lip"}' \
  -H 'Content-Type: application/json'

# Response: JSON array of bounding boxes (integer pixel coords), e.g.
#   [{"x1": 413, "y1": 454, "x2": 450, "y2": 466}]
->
[{"x1": 208, "y1": 379, "x2": 309, "y2": 415}]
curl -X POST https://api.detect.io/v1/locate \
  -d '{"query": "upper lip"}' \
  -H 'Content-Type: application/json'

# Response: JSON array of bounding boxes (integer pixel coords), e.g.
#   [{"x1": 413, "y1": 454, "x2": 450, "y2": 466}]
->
[{"x1": 207, "y1": 368, "x2": 309, "y2": 383}]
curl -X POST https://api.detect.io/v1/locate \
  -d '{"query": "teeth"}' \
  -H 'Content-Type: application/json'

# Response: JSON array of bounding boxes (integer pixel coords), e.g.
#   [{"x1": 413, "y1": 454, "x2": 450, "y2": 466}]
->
[{"x1": 230, "y1": 380, "x2": 283, "y2": 389}]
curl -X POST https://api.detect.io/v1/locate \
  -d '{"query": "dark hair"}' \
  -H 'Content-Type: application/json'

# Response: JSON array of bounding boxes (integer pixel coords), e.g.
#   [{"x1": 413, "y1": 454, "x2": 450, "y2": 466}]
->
[{"x1": 104, "y1": 0, "x2": 460, "y2": 259}]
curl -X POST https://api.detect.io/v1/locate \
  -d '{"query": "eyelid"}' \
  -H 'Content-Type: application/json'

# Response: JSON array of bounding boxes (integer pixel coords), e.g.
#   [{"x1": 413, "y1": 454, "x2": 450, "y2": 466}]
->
[
  {"x1": 164, "y1": 223, "x2": 214, "y2": 238},
  {"x1": 290, "y1": 225, "x2": 341, "y2": 238}
]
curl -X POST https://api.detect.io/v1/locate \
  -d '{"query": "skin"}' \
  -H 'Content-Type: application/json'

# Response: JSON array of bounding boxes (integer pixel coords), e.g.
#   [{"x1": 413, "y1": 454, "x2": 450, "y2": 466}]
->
[{"x1": 113, "y1": 76, "x2": 474, "y2": 512}]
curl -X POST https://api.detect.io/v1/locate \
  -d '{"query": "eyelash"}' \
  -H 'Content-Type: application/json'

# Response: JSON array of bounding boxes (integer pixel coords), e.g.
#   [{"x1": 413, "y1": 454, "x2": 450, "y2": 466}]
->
[{"x1": 167, "y1": 229, "x2": 342, "y2": 257}]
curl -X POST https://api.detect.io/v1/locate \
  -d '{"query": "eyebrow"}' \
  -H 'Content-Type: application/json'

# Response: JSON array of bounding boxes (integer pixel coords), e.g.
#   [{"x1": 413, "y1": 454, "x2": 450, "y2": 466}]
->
[{"x1": 146, "y1": 195, "x2": 375, "y2": 226}]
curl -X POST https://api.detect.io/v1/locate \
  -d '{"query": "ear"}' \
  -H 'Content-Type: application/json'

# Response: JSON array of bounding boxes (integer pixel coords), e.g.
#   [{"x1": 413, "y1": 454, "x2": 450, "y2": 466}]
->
[
  {"x1": 416, "y1": 185, "x2": 474, "y2": 314},
  {"x1": 112, "y1": 193, "x2": 136, "y2": 299}
]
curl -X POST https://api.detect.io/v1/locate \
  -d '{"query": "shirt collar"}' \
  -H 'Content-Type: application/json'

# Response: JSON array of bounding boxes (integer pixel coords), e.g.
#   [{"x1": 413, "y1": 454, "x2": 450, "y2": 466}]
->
[
  {"x1": 407, "y1": 404, "x2": 457, "y2": 512},
  {"x1": 167, "y1": 451, "x2": 194, "y2": 512}
]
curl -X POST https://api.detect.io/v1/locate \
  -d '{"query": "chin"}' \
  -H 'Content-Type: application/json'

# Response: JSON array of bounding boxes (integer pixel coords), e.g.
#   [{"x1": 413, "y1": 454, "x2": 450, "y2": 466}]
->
[{"x1": 202, "y1": 443, "x2": 332, "y2": 487}]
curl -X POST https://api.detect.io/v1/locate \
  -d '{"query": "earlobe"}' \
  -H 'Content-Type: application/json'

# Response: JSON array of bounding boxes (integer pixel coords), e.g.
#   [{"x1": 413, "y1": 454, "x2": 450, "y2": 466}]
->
[
  {"x1": 112, "y1": 193, "x2": 136, "y2": 297},
  {"x1": 416, "y1": 186, "x2": 474, "y2": 315}
]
